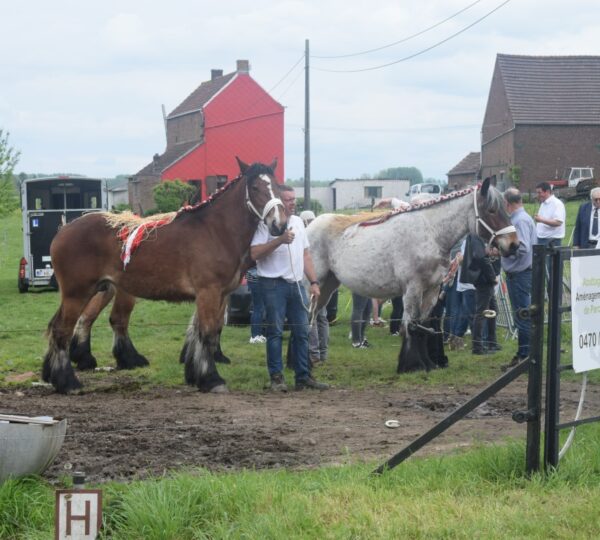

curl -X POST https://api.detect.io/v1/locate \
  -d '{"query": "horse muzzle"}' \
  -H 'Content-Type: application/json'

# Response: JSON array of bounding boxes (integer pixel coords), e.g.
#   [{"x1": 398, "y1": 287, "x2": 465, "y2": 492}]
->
[{"x1": 496, "y1": 233, "x2": 519, "y2": 257}]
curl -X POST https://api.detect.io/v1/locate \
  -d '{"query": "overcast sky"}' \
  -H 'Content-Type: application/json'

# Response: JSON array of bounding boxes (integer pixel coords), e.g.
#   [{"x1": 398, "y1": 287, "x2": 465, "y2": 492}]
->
[{"x1": 2, "y1": 0, "x2": 599, "y2": 182}]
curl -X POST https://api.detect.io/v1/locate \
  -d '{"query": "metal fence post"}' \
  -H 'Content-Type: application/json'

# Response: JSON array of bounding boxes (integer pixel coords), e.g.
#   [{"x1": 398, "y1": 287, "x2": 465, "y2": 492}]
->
[
  {"x1": 544, "y1": 245, "x2": 563, "y2": 470},
  {"x1": 525, "y1": 245, "x2": 546, "y2": 474}
]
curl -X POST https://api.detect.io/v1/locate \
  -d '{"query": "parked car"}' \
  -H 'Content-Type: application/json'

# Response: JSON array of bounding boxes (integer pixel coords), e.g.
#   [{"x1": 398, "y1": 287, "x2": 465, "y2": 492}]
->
[
  {"x1": 225, "y1": 276, "x2": 252, "y2": 325},
  {"x1": 406, "y1": 183, "x2": 442, "y2": 202}
]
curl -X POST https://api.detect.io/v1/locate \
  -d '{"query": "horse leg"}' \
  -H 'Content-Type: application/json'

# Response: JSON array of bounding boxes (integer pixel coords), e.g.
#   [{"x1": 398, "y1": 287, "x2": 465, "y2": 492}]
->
[
  {"x1": 180, "y1": 313, "x2": 231, "y2": 365},
  {"x1": 70, "y1": 287, "x2": 115, "y2": 370},
  {"x1": 397, "y1": 286, "x2": 441, "y2": 373},
  {"x1": 317, "y1": 271, "x2": 341, "y2": 311},
  {"x1": 181, "y1": 294, "x2": 227, "y2": 393},
  {"x1": 43, "y1": 297, "x2": 87, "y2": 393},
  {"x1": 110, "y1": 290, "x2": 150, "y2": 369}
]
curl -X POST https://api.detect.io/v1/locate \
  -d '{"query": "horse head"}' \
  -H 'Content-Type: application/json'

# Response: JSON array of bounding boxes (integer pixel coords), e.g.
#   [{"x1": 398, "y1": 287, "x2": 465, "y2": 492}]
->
[
  {"x1": 475, "y1": 178, "x2": 519, "y2": 256},
  {"x1": 237, "y1": 157, "x2": 288, "y2": 236}
]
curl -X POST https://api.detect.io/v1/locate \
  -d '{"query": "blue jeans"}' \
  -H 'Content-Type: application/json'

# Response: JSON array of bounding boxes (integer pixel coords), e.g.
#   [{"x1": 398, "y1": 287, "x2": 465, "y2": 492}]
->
[
  {"x1": 351, "y1": 293, "x2": 372, "y2": 344},
  {"x1": 453, "y1": 289, "x2": 475, "y2": 337},
  {"x1": 505, "y1": 269, "x2": 532, "y2": 358},
  {"x1": 248, "y1": 279, "x2": 265, "y2": 338},
  {"x1": 260, "y1": 277, "x2": 311, "y2": 382},
  {"x1": 443, "y1": 280, "x2": 460, "y2": 339}
]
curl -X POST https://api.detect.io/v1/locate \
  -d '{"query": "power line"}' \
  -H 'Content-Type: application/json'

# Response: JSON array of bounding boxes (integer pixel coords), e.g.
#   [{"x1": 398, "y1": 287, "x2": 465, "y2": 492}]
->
[
  {"x1": 285, "y1": 123, "x2": 481, "y2": 133},
  {"x1": 312, "y1": 0, "x2": 512, "y2": 73},
  {"x1": 276, "y1": 62, "x2": 305, "y2": 101},
  {"x1": 312, "y1": 0, "x2": 484, "y2": 59},
  {"x1": 267, "y1": 53, "x2": 305, "y2": 94}
]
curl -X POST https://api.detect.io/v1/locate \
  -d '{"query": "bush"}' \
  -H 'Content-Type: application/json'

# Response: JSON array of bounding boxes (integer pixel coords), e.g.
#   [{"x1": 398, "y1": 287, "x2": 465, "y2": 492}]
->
[
  {"x1": 295, "y1": 197, "x2": 323, "y2": 215},
  {"x1": 112, "y1": 203, "x2": 132, "y2": 213},
  {"x1": 153, "y1": 180, "x2": 196, "y2": 213}
]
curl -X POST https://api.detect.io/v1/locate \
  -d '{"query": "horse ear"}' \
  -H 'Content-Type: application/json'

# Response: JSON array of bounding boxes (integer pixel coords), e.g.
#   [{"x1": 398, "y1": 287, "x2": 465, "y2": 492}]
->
[
  {"x1": 269, "y1": 158, "x2": 278, "y2": 172},
  {"x1": 236, "y1": 157, "x2": 249, "y2": 174},
  {"x1": 481, "y1": 177, "x2": 491, "y2": 198}
]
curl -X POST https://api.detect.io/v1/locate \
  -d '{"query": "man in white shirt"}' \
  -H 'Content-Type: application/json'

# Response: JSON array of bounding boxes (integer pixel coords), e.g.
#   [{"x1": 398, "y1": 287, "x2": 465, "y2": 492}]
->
[
  {"x1": 534, "y1": 181, "x2": 566, "y2": 247},
  {"x1": 251, "y1": 186, "x2": 328, "y2": 392}
]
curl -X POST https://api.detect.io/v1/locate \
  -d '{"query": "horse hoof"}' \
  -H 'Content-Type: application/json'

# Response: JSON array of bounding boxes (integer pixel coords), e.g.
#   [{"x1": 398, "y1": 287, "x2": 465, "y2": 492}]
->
[
  {"x1": 209, "y1": 384, "x2": 229, "y2": 394},
  {"x1": 75, "y1": 353, "x2": 98, "y2": 371},
  {"x1": 133, "y1": 354, "x2": 150, "y2": 368},
  {"x1": 215, "y1": 354, "x2": 231, "y2": 364}
]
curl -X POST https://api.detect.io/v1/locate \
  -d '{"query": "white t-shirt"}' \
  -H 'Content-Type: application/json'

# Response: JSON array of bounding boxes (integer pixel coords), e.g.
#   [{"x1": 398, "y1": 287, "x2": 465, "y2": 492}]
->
[
  {"x1": 536, "y1": 195, "x2": 566, "y2": 239},
  {"x1": 251, "y1": 215, "x2": 309, "y2": 282}
]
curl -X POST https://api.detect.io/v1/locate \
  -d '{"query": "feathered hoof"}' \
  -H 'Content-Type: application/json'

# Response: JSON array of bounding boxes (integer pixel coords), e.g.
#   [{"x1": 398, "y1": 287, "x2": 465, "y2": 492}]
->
[
  {"x1": 209, "y1": 384, "x2": 229, "y2": 394},
  {"x1": 54, "y1": 374, "x2": 84, "y2": 395},
  {"x1": 215, "y1": 353, "x2": 231, "y2": 364}
]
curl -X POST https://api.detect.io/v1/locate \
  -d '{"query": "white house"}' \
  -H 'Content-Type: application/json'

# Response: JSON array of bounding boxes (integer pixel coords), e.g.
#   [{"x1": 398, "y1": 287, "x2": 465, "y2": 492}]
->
[{"x1": 295, "y1": 179, "x2": 410, "y2": 211}]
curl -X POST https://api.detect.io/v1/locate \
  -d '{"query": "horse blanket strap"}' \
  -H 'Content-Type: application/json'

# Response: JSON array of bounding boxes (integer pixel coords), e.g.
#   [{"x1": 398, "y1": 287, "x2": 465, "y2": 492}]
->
[
  {"x1": 358, "y1": 187, "x2": 474, "y2": 228},
  {"x1": 119, "y1": 218, "x2": 172, "y2": 269}
]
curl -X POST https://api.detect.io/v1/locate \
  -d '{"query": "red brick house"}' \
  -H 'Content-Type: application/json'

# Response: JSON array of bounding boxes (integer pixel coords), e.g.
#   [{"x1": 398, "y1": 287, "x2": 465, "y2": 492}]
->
[
  {"x1": 447, "y1": 151, "x2": 480, "y2": 189},
  {"x1": 480, "y1": 54, "x2": 600, "y2": 193},
  {"x1": 130, "y1": 60, "x2": 284, "y2": 213}
]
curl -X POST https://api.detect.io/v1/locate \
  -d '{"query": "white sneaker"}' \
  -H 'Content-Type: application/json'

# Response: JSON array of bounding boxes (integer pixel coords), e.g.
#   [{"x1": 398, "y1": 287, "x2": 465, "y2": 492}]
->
[{"x1": 250, "y1": 335, "x2": 266, "y2": 344}]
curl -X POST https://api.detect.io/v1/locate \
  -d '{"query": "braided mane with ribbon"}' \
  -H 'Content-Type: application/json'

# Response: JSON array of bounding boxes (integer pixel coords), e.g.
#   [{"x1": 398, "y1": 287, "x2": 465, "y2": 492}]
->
[{"x1": 107, "y1": 173, "x2": 244, "y2": 268}]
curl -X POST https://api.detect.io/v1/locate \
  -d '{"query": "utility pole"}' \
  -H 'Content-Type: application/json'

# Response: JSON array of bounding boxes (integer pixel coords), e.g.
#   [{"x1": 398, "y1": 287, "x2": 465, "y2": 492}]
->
[{"x1": 304, "y1": 38, "x2": 311, "y2": 211}]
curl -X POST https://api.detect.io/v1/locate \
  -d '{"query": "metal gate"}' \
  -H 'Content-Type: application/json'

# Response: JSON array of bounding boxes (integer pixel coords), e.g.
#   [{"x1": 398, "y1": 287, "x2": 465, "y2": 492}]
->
[
  {"x1": 541, "y1": 244, "x2": 600, "y2": 469},
  {"x1": 374, "y1": 243, "x2": 599, "y2": 475}
]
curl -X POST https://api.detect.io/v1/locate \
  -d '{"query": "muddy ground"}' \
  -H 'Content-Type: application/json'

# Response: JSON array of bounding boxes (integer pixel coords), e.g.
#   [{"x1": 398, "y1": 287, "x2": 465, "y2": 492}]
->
[{"x1": 1, "y1": 374, "x2": 597, "y2": 483}]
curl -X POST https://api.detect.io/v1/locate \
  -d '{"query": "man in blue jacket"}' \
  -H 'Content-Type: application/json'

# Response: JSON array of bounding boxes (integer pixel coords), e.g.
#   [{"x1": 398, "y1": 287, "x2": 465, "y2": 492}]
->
[{"x1": 573, "y1": 187, "x2": 600, "y2": 249}]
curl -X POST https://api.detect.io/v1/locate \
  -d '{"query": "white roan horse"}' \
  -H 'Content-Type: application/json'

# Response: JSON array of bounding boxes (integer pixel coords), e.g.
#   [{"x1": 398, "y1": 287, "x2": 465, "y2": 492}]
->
[{"x1": 307, "y1": 178, "x2": 520, "y2": 372}]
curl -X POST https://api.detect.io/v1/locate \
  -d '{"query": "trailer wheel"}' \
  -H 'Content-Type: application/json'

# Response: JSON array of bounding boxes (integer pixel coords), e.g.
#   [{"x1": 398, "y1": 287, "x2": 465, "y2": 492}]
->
[{"x1": 18, "y1": 278, "x2": 29, "y2": 294}]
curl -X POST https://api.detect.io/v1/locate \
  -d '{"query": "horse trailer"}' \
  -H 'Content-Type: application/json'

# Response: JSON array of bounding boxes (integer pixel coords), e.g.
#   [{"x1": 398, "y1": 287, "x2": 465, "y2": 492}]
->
[{"x1": 19, "y1": 176, "x2": 108, "y2": 292}]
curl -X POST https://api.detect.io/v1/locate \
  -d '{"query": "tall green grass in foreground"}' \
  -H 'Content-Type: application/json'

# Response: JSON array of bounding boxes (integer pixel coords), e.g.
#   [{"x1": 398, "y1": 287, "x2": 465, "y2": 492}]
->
[{"x1": 3, "y1": 424, "x2": 600, "y2": 539}]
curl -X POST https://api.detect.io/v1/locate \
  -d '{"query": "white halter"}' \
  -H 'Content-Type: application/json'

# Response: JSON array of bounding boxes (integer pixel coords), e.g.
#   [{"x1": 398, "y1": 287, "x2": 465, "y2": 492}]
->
[
  {"x1": 473, "y1": 187, "x2": 516, "y2": 245},
  {"x1": 245, "y1": 174, "x2": 284, "y2": 221}
]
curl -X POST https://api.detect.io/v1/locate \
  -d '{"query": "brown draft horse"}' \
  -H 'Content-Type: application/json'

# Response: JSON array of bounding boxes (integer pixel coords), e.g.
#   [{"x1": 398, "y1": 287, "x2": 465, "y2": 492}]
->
[{"x1": 43, "y1": 159, "x2": 286, "y2": 394}]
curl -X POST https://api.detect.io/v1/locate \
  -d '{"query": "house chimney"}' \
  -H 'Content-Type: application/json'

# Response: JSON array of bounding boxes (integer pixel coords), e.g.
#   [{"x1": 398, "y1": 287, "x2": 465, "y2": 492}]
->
[
  {"x1": 153, "y1": 153, "x2": 160, "y2": 173},
  {"x1": 236, "y1": 59, "x2": 250, "y2": 73},
  {"x1": 211, "y1": 69, "x2": 223, "y2": 80}
]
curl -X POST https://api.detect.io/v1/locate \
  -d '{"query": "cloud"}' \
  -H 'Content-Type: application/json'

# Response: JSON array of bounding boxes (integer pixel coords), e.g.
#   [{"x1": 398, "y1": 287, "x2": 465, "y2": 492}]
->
[{"x1": 3, "y1": 0, "x2": 600, "y2": 180}]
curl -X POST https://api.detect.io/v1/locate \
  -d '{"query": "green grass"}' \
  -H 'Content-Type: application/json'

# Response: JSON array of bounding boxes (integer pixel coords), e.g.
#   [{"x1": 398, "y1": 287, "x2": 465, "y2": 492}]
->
[
  {"x1": 3, "y1": 204, "x2": 600, "y2": 539},
  {"x1": 3, "y1": 425, "x2": 600, "y2": 539}
]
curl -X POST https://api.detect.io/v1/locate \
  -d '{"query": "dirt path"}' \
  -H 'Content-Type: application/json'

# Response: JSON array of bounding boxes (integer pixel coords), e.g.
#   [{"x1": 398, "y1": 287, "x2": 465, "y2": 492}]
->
[{"x1": 1, "y1": 375, "x2": 598, "y2": 483}]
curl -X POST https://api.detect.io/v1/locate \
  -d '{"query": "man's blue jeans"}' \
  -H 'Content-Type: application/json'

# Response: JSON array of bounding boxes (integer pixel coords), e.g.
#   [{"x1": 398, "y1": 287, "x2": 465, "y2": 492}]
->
[
  {"x1": 248, "y1": 279, "x2": 265, "y2": 338},
  {"x1": 443, "y1": 280, "x2": 460, "y2": 340},
  {"x1": 505, "y1": 269, "x2": 532, "y2": 358},
  {"x1": 453, "y1": 289, "x2": 475, "y2": 337},
  {"x1": 260, "y1": 277, "x2": 311, "y2": 382}
]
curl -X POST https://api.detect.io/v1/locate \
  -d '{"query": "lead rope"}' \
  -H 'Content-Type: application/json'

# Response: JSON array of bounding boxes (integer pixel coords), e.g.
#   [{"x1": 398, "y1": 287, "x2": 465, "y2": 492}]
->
[{"x1": 287, "y1": 244, "x2": 317, "y2": 325}]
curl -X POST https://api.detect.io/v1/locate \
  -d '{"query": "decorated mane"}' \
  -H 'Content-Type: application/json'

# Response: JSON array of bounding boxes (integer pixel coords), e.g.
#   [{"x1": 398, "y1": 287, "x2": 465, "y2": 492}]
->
[
  {"x1": 106, "y1": 170, "x2": 254, "y2": 268},
  {"x1": 106, "y1": 163, "x2": 278, "y2": 268},
  {"x1": 358, "y1": 186, "x2": 476, "y2": 228}
]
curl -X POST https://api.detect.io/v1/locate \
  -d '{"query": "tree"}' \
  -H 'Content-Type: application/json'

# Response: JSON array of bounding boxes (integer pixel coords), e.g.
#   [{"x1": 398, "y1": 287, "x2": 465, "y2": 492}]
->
[
  {"x1": 376, "y1": 166, "x2": 423, "y2": 185},
  {"x1": 0, "y1": 129, "x2": 21, "y2": 216},
  {"x1": 152, "y1": 179, "x2": 196, "y2": 213}
]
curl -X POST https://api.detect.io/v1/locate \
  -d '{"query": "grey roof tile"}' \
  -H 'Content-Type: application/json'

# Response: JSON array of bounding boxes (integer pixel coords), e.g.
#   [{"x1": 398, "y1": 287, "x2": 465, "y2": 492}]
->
[{"x1": 497, "y1": 54, "x2": 600, "y2": 124}]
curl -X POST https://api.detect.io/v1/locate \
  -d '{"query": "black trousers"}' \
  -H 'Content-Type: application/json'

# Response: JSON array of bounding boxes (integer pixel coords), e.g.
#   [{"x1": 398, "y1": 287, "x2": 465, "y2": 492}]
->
[{"x1": 472, "y1": 284, "x2": 497, "y2": 352}]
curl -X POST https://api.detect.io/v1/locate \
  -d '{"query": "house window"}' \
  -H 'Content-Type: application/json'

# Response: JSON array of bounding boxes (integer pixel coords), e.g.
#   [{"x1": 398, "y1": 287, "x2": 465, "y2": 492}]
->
[{"x1": 364, "y1": 186, "x2": 382, "y2": 198}]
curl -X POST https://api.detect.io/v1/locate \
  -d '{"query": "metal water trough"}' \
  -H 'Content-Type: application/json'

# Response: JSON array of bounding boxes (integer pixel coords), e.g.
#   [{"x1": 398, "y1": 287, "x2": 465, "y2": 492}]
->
[{"x1": 0, "y1": 414, "x2": 67, "y2": 482}]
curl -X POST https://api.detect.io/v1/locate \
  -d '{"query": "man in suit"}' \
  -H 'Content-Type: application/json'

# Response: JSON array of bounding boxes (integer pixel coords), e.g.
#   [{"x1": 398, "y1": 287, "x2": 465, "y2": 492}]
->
[{"x1": 573, "y1": 187, "x2": 600, "y2": 249}]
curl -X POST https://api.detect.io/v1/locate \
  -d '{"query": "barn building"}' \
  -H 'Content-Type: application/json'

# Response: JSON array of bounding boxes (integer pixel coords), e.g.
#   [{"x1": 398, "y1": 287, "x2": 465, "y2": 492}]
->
[
  {"x1": 130, "y1": 60, "x2": 284, "y2": 214},
  {"x1": 480, "y1": 54, "x2": 600, "y2": 193},
  {"x1": 446, "y1": 152, "x2": 481, "y2": 190}
]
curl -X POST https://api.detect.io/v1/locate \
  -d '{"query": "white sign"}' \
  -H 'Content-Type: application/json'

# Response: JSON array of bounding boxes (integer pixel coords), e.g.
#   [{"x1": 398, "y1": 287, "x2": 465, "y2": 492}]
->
[
  {"x1": 570, "y1": 255, "x2": 600, "y2": 373},
  {"x1": 55, "y1": 489, "x2": 102, "y2": 540}
]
